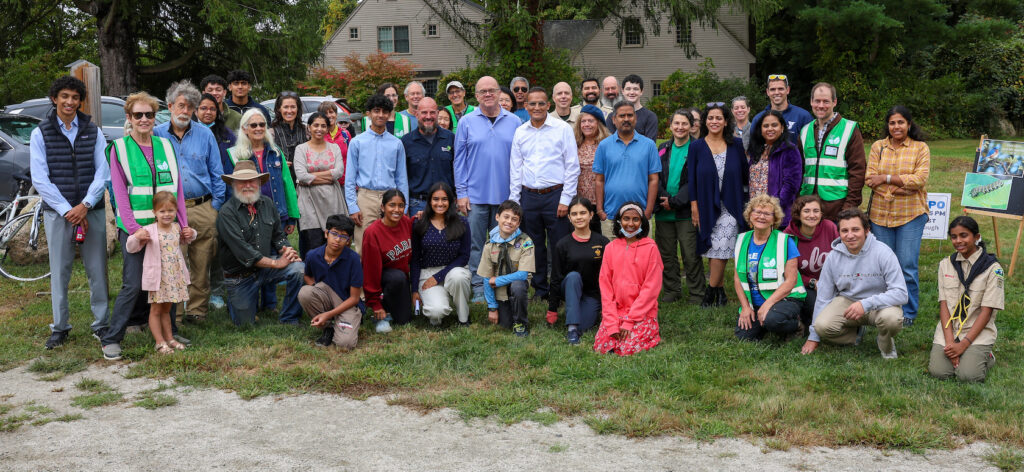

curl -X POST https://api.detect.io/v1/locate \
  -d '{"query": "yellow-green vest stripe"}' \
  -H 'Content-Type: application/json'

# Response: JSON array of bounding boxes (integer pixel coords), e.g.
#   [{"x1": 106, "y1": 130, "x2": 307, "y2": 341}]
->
[
  {"x1": 733, "y1": 230, "x2": 806, "y2": 313},
  {"x1": 107, "y1": 136, "x2": 179, "y2": 232},
  {"x1": 799, "y1": 118, "x2": 857, "y2": 201},
  {"x1": 360, "y1": 112, "x2": 411, "y2": 138},
  {"x1": 445, "y1": 104, "x2": 475, "y2": 131}
]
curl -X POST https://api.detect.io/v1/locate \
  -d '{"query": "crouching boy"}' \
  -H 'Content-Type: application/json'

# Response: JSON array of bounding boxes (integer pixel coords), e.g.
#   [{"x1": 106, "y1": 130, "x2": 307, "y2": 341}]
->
[
  {"x1": 299, "y1": 214, "x2": 364, "y2": 348},
  {"x1": 477, "y1": 200, "x2": 535, "y2": 337}
]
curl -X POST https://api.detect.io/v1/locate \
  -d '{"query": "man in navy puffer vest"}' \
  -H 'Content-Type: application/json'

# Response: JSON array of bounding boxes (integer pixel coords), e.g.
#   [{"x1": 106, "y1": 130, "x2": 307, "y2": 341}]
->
[{"x1": 29, "y1": 76, "x2": 111, "y2": 350}]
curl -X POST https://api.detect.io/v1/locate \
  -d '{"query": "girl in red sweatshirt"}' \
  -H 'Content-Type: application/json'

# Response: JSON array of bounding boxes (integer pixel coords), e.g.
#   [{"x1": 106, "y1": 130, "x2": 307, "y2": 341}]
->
[
  {"x1": 361, "y1": 189, "x2": 413, "y2": 333},
  {"x1": 594, "y1": 202, "x2": 664, "y2": 356},
  {"x1": 783, "y1": 195, "x2": 839, "y2": 332}
]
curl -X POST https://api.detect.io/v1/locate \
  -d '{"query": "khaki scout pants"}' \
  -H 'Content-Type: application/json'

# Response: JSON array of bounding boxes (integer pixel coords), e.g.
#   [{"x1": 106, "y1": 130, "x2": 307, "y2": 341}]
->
[
  {"x1": 352, "y1": 188, "x2": 386, "y2": 255},
  {"x1": 812, "y1": 296, "x2": 903, "y2": 353}
]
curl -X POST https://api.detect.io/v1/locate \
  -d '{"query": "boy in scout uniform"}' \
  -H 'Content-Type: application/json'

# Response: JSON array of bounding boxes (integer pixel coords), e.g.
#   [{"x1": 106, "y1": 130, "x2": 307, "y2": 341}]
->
[
  {"x1": 929, "y1": 216, "x2": 1003, "y2": 382},
  {"x1": 477, "y1": 200, "x2": 535, "y2": 337}
]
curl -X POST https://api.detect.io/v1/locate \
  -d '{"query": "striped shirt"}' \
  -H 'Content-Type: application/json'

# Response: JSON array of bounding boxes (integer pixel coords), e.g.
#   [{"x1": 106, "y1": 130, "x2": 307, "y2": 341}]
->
[{"x1": 866, "y1": 137, "x2": 930, "y2": 227}]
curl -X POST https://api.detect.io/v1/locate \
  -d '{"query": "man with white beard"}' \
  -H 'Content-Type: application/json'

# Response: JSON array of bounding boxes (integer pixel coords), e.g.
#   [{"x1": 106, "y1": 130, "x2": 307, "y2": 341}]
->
[
  {"x1": 155, "y1": 80, "x2": 226, "y2": 324},
  {"x1": 216, "y1": 160, "x2": 304, "y2": 326}
]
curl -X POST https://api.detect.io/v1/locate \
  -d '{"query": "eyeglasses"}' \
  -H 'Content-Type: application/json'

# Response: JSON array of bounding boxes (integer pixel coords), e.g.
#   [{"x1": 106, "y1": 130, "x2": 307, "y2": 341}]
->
[
  {"x1": 130, "y1": 111, "x2": 156, "y2": 120},
  {"x1": 752, "y1": 210, "x2": 774, "y2": 218},
  {"x1": 327, "y1": 230, "x2": 351, "y2": 241},
  {"x1": 248, "y1": 122, "x2": 267, "y2": 129},
  {"x1": 706, "y1": 102, "x2": 725, "y2": 107},
  {"x1": 513, "y1": 87, "x2": 528, "y2": 93},
  {"x1": 477, "y1": 88, "x2": 498, "y2": 96}
]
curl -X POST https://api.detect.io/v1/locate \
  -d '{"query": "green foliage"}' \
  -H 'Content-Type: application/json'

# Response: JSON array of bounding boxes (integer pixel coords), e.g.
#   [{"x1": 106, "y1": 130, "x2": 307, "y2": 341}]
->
[
  {"x1": 648, "y1": 59, "x2": 766, "y2": 138},
  {"x1": 986, "y1": 447, "x2": 1024, "y2": 471},
  {"x1": 71, "y1": 392, "x2": 123, "y2": 409},
  {"x1": 434, "y1": 49, "x2": 579, "y2": 108},
  {"x1": 321, "y1": 0, "x2": 358, "y2": 42},
  {"x1": 297, "y1": 52, "x2": 418, "y2": 112}
]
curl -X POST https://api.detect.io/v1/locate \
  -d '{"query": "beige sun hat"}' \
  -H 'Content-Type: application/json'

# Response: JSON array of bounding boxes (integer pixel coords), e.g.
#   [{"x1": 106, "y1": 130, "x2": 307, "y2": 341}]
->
[{"x1": 221, "y1": 159, "x2": 269, "y2": 184}]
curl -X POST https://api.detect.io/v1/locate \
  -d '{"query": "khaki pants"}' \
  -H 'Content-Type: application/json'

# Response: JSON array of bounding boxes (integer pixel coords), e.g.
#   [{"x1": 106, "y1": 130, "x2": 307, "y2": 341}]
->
[
  {"x1": 654, "y1": 219, "x2": 705, "y2": 303},
  {"x1": 600, "y1": 219, "x2": 616, "y2": 239},
  {"x1": 352, "y1": 188, "x2": 386, "y2": 255},
  {"x1": 298, "y1": 282, "x2": 361, "y2": 349},
  {"x1": 928, "y1": 343, "x2": 995, "y2": 383},
  {"x1": 181, "y1": 200, "x2": 218, "y2": 319},
  {"x1": 812, "y1": 296, "x2": 903, "y2": 352}
]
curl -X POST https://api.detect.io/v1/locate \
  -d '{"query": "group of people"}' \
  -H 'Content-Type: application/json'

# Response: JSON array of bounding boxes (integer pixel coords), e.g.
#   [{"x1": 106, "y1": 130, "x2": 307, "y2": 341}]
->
[{"x1": 29, "y1": 71, "x2": 1002, "y2": 381}]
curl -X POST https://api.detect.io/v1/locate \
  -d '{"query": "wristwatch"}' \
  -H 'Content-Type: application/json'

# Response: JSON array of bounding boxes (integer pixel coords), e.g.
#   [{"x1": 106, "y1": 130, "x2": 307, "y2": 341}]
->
[{"x1": 82, "y1": 201, "x2": 93, "y2": 209}]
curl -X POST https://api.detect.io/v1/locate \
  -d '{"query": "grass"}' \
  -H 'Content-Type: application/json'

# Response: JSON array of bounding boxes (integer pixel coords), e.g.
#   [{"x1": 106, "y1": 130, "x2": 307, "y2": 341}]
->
[
  {"x1": 133, "y1": 386, "x2": 179, "y2": 410},
  {"x1": 0, "y1": 139, "x2": 1022, "y2": 449},
  {"x1": 986, "y1": 448, "x2": 1024, "y2": 471},
  {"x1": 0, "y1": 400, "x2": 84, "y2": 431},
  {"x1": 70, "y1": 378, "x2": 122, "y2": 409}
]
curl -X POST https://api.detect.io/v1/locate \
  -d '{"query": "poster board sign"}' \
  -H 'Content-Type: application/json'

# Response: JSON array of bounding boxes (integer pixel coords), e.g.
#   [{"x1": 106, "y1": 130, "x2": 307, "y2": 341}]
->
[
  {"x1": 922, "y1": 193, "x2": 950, "y2": 240},
  {"x1": 966, "y1": 138, "x2": 1024, "y2": 216}
]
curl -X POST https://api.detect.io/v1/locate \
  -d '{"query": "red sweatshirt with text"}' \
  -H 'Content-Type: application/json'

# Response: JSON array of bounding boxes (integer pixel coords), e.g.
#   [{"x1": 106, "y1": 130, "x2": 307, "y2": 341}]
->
[{"x1": 361, "y1": 216, "x2": 413, "y2": 311}]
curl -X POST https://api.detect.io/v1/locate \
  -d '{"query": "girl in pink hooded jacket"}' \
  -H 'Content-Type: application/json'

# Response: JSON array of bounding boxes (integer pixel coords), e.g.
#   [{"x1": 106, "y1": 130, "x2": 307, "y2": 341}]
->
[
  {"x1": 594, "y1": 202, "x2": 664, "y2": 356},
  {"x1": 126, "y1": 191, "x2": 195, "y2": 354}
]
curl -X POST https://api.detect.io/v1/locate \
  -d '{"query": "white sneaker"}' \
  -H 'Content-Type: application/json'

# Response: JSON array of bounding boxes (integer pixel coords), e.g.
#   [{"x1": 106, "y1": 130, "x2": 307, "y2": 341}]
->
[
  {"x1": 429, "y1": 316, "x2": 442, "y2": 326},
  {"x1": 375, "y1": 319, "x2": 392, "y2": 333},
  {"x1": 880, "y1": 338, "x2": 898, "y2": 359}
]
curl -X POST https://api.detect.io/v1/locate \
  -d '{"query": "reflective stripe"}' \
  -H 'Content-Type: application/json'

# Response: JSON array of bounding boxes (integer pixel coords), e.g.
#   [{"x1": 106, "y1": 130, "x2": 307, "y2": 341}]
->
[
  {"x1": 803, "y1": 177, "x2": 848, "y2": 186},
  {"x1": 804, "y1": 157, "x2": 847, "y2": 168}
]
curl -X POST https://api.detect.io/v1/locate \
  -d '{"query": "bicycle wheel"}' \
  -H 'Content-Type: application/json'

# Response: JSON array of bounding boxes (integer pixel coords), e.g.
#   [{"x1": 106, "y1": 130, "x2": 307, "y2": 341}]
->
[{"x1": 0, "y1": 212, "x2": 51, "y2": 281}]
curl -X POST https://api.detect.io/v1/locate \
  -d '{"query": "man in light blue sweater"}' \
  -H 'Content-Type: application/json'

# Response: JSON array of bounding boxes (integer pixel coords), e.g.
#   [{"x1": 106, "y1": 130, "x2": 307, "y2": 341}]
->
[{"x1": 802, "y1": 209, "x2": 908, "y2": 358}]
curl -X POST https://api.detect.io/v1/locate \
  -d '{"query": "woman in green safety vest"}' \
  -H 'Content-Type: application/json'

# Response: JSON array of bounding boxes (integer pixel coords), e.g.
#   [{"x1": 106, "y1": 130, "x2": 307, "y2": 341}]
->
[{"x1": 732, "y1": 193, "x2": 806, "y2": 341}]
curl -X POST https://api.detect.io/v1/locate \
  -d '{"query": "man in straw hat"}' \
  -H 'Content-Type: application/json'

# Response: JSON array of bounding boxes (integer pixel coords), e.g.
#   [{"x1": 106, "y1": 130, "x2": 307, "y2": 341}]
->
[{"x1": 216, "y1": 160, "x2": 305, "y2": 325}]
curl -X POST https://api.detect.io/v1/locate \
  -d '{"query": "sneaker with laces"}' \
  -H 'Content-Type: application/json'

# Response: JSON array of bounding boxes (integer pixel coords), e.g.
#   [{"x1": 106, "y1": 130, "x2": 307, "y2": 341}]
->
[
  {"x1": 854, "y1": 326, "x2": 866, "y2": 346},
  {"x1": 101, "y1": 343, "x2": 122, "y2": 361},
  {"x1": 45, "y1": 330, "x2": 69, "y2": 350},
  {"x1": 428, "y1": 316, "x2": 442, "y2": 326},
  {"x1": 902, "y1": 317, "x2": 914, "y2": 327},
  {"x1": 566, "y1": 327, "x2": 581, "y2": 345},
  {"x1": 315, "y1": 327, "x2": 334, "y2": 347},
  {"x1": 92, "y1": 329, "x2": 104, "y2": 341},
  {"x1": 375, "y1": 319, "x2": 392, "y2": 333},
  {"x1": 512, "y1": 322, "x2": 529, "y2": 337},
  {"x1": 209, "y1": 295, "x2": 226, "y2": 311},
  {"x1": 880, "y1": 338, "x2": 898, "y2": 359}
]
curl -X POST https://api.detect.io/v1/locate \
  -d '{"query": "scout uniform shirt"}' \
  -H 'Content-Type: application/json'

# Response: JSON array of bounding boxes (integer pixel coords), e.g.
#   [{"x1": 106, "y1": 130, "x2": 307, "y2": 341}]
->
[
  {"x1": 934, "y1": 249, "x2": 1004, "y2": 346},
  {"x1": 477, "y1": 231, "x2": 535, "y2": 301}
]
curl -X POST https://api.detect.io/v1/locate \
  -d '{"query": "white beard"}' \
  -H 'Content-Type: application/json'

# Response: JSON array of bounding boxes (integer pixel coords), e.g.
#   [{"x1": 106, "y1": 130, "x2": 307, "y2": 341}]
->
[{"x1": 235, "y1": 189, "x2": 260, "y2": 204}]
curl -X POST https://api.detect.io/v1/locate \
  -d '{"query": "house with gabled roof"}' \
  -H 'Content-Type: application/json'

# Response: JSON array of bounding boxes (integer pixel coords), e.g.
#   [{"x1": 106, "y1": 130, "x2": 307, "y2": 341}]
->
[{"x1": 321, "y1": 0, "x2": 754, "y2": 100}]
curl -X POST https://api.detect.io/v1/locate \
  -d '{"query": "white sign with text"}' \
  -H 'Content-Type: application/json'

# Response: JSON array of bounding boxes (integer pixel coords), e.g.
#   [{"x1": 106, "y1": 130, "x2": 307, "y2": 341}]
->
[{"x1": 923, "y1": 193, "x2": 951, "y2": 240}]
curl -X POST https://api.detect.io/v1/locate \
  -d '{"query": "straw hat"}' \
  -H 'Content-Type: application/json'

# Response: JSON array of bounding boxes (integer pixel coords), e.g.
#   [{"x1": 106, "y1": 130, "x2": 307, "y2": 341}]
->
[{"x1": 221, "y1": 159, "x2": 269, "y2": 184}]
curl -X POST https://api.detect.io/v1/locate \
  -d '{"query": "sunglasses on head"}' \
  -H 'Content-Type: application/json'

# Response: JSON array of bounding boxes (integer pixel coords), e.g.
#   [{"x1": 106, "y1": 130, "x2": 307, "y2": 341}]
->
[
  {"x1": 706, "y1": 102, "x2": 725, "y2": 108},
  {"x1": 279, "y1": 91, "x2": 299, "y2": 98},
  {"x1": 513, "y1": 87, "x2": 528, "y2": 93},
  {"x1": 130, "y1": 111, "x2": 156, "y2": 120},
  {"x1": 248, "y1": 122, "x2": 267, "y2": 129}
]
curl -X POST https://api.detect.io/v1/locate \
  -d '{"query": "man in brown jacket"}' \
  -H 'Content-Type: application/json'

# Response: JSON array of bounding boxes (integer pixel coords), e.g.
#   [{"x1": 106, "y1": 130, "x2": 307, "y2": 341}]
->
[{"x1": 798, "y1": 82, "x2": 867, "y2": 221}]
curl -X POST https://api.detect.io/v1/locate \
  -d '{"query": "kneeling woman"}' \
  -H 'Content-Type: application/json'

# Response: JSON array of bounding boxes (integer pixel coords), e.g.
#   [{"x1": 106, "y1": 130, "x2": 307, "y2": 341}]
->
[
  {"x1": 929, "y1": 216, "x2": 1003, "y2": 382},
  {"x1": 594, "y1": 202, "x2": 663, "y2": 356},
  {"x1": 410, "y1": 182, "x2": 472, "y2": 326},
  {"x1": 547, "y1": 196, "x2": 610, "y2": 345},
  {"x1": 361, "y1": 189, "x2": 413, "y2": 333},
  {"x1": 733, "y1": 194, "x2": 805, "y2": 340}
]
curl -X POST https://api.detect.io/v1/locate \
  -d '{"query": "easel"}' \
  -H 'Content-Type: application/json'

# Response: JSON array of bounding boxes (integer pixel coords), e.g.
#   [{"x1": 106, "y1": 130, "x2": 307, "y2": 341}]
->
[
  {"x1": 965, "y1": 136, "x2": 1023, "y2": 277},
  {"x1": 962, "y1": 208, "x2": 1022, "y2": 277}
]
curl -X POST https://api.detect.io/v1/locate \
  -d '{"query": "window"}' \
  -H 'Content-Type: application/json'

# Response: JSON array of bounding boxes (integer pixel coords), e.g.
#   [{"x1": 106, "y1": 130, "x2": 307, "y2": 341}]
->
[
  {"x1": 423, "y1": 80, "x2": 438, "y2": 98},
  {"x1": 427, "y1": 24, "x2": 438, "y2": 37},
  {"x1": 676, "y1": 23, "x2": 692, "y2": 44},
  {"x1": 349, "y1": 27, "x2": 359, "y2": 40},
  {"x1": 652, "y1": 80, "x2": 662, "y2": 97},
  {"x1": 624, "y1": 21, "x2": 642, "y2": 46},
  {"x1": 378, "y1": 26, "x2": 410, "y2": 53},
  {"x1": 101, "y1": 102, "x2": 126, "y2": 128}
]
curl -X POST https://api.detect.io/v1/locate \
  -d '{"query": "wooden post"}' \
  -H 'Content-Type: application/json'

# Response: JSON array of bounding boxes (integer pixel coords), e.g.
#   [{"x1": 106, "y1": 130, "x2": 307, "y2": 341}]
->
[
  {"x1": 963, "y1": 208, "x2": 1023, "y2": 277},
  {"x1": 68, "y1": 60, "x2": 101, "y2": 127}
]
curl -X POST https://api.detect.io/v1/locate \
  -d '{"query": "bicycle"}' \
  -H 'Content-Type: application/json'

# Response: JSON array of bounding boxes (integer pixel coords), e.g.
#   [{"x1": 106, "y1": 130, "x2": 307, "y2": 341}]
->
[{"x1": 0, "y1": 174, "x2": 50, "y2": 281}]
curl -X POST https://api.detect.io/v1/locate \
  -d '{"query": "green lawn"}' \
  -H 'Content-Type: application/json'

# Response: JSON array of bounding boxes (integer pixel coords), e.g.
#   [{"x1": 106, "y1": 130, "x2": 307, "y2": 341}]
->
[{"x1": 2, "y1": 139, "x2": 1023, "y2": 450}]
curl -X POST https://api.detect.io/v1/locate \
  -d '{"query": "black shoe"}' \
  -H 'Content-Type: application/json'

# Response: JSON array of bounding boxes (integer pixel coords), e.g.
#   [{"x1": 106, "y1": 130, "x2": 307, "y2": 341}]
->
[
  {"x1": 902, "y1": 317, "x2": 914, "y2": 328},
  {"x1": 854, "y1": 326, "x2": 866, "y2": 346},
  {"x1": 92, "y1": 329, "x2": 104, "y2": 341},
  {"x1": 712, "y1": 287, "x2": 728, "y2": 307},
  {"x1": 315, "y1": 327, "x2": 334, "y2": 347},
  {"x1": 699, "y1": 286, "x2": 715, "y2": 308},
  {"x1": 566, "y1": 327, "x2": 581, "y2": 345},
  {"x1": 512, "y1": 323, "x2": 529, "y2": 337},
  {"x1": 45, "y1": 330, "x2": 69, "y2": 350}
]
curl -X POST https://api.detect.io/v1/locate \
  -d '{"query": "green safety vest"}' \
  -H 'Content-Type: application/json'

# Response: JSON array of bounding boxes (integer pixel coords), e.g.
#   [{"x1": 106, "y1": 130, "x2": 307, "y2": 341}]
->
[
  {"x1": 445, "y1": 104, "x2": 475, "y2": 131},
  {"x1": 799, "y1": 118, "x2": 858, "y2": 201},
  {"x1": 734, "y1": 230, "x2": 806, "y2": 311},
  {"x1": 362, "y1": 112, "x2": 411, "y2": 138},
  {"x1": 106, "y1": 136, "x2": 179, "y2": 232}
]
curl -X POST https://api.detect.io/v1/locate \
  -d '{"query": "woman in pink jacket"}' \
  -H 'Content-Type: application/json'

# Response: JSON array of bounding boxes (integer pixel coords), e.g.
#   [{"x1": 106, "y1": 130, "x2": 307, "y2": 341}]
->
[
  {"x1": 126, "y1": 191, "x2": 196, "y2": 354},
  {"x1": 594, "y1": 202, "x2": 664, "y2": 356}
]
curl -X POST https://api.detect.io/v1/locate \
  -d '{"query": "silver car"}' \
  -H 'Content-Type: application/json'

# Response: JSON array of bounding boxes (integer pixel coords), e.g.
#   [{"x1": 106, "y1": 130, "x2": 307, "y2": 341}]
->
[
  {"x1": 3, "y1": 96, "x2": 170, "y2": 141},
  {"x1": 0, "y1": 113, "x2": 39, "y2": 201}
]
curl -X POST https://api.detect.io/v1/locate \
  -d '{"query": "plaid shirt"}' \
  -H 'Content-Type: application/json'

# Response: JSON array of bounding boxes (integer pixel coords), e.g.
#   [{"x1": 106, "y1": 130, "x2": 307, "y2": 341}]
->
[{"x1": 866, "y1": 137, "x2": 930, "y2": 227}]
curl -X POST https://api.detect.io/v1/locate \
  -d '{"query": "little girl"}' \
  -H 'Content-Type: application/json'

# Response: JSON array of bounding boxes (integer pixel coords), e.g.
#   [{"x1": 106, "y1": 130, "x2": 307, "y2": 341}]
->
[
  {"x1": 126, "y1": 191, "x2": 196, "y2": 354},
  {"x1": 929, "y1": 216, "x2": 1003, "y2": 382}
]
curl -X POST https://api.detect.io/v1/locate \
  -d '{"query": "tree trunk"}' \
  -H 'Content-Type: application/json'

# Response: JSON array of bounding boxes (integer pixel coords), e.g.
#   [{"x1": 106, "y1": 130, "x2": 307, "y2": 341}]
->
[
  {"x1": 91, "y1": 0, "x2": 138, "y2": 96},
  {"x1": 525, "y1": 0, "x2": 544, "y2": 84}
]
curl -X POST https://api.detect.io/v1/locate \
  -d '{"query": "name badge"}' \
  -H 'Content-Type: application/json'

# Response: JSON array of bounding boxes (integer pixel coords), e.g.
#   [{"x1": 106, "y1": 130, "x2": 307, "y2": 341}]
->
[
  {"x1": 824, "y1": 146, "x2": 839, "y2": 157},
  {"x1": 763, "y1": 268, "x2": 778, "y2": 280},
  {"x1": 157, "y1": 171, "x2": 174, "y2": 184}
]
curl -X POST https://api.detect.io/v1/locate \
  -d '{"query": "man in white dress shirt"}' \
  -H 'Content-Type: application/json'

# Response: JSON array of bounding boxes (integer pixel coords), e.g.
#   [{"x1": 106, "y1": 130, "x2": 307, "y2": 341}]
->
[{"x1": 509, "y1": 87, "x2": 580, "y2": 300}]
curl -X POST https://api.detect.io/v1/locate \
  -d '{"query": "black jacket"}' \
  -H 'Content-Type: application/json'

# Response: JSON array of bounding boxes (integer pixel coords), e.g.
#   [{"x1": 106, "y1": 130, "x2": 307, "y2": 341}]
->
[{"x1": 656, "y1": 140, "x2": 691, "y2": 219}]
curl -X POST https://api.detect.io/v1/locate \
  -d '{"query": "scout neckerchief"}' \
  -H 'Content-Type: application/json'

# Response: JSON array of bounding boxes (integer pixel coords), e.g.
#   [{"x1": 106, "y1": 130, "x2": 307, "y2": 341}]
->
[{"x1": 946, "y1": 247, "x2": 998, "y2": 340}]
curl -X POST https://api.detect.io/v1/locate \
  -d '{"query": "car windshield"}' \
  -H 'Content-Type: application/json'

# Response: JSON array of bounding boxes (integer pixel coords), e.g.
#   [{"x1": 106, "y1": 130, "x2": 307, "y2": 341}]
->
[{"x1": 0, "y1": 116, "x2": 40, "y2": 145}]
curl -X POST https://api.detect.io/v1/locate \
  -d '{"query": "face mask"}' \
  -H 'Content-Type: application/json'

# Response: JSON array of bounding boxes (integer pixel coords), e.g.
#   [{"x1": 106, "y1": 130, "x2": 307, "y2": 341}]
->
[
  {"x1": 201, "y1": 121, "x2": 214, "y2": 128},
  {"x1": 620, "y1": 227, "x2": 642, "y2": 238}
]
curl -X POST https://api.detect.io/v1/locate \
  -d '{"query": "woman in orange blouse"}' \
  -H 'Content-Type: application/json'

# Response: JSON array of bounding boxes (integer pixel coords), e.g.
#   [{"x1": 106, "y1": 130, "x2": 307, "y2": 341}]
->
[{"x1": 864, "y1": 105, "x2": 930, "y2": 327}]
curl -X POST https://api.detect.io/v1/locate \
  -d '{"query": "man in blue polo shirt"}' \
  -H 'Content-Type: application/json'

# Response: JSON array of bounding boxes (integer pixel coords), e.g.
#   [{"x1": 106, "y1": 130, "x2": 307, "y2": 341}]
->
[
  {"x1": 403, "y1": 97, "x2": 455, "y2": 217},
  {"x1": 154, "y1": 79, "x2": 226, "y2": 324},
  {"x1": 592, "y1": 102, "x2": 661, "y2": 238},
  {"x1": 749, "y1": 74, "x2": 813, "y2": 150},
  {"x1": 299, "y1": 214, "x2": 364, "y2": 348}
]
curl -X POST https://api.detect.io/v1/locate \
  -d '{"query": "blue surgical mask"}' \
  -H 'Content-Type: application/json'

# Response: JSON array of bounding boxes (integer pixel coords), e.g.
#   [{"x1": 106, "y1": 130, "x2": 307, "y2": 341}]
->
[
  {"x1": 201, "y1": 121, "x2": 214, "y2": 128},
  {"x1": 620, "y1": 227, "x2": 642, "y2": 238}
]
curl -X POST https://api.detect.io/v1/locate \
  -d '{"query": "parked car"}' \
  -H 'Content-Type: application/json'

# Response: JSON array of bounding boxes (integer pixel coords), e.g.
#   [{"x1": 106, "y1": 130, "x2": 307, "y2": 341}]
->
[
  {"x1": 3, "y1": 96, "x2": 170, "y2": 141},
  {"x1": 0, "y1": 114, "x2": 39, "y2": 201},
  {"x1": 258, "y1": 96, "x2": 361, "y2": 133}
]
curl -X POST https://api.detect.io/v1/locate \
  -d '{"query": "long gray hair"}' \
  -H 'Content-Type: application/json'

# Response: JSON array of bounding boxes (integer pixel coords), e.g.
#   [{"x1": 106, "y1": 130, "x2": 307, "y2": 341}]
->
[{"x1": 233, "y1": 108, "x2": 278, "y2": 158}]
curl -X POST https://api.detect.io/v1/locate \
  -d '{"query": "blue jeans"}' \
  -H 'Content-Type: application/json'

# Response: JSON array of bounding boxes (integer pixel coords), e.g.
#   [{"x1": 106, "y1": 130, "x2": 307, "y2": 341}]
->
[
  {"x1": 562, "y1": 271, "x2": 600, "y2": 332},
  {"x1": 224, "y1": 261, "x2": 305, "y2": 325},
  {"x1": 407, "y1": 197, "x2": 427, "y2": 219},
  {"x1": 468, "y1": 204, "x2": 500, "y2": 293},
  {"x1": 871, "y1": 213, "x2": 927, "y2": 320}
]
